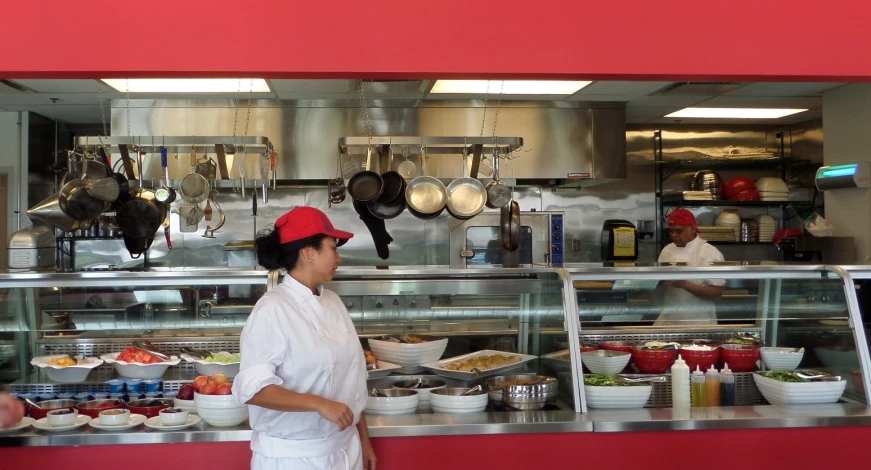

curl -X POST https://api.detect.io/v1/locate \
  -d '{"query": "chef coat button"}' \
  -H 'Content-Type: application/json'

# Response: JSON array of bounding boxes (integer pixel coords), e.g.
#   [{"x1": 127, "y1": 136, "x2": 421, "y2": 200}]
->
[{"x1": 356, "y1": 393, "x2": 360, "y2": 400}]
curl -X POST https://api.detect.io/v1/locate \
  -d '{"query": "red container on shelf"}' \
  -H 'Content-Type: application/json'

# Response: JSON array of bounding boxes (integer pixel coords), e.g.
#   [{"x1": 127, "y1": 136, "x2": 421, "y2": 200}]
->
[
  {"x1": 719, "y1": 344, "x2": 760, "y2": 372},
  {"x1": 76, "y1": 399, "x2": 126, "y2": 419},
  {"x1": 678, "y1": 346, "x2": 721, "y2": 372},
  {"x1": 126, "y1": 398, "x2": 173, "y2": 418},
  {"x1": 631, "y1": 347, "x2": 677, "y2": 374},
  {"x1": 28, "y1": 399, "x2": 79, "y2": 420}
]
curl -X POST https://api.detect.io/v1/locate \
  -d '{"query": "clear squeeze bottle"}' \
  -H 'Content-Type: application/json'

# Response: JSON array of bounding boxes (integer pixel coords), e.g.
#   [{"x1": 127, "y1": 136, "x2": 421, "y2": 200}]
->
[
  {"x1": 705, "y1": 365, "x2": 720, "y2": 407},
  {"x1": 671, "y1": 354, "x2": 691, "y2": 408},
  {"x1": 691, "y1": 365, "x2": 706, "y2": 407},
  {"x1": 720, "y1": 363, "x2": 736, "y2": 406}
]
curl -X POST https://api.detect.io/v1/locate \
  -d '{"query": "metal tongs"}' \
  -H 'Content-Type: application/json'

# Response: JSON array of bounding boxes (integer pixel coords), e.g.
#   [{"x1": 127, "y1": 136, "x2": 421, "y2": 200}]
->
[
  {"x1": 180, "y1": 346, "x2": 212, "y2": 360},
  {"x1": 794, "y1": 370, "x2": 843, "y2": 382},
  {"x1": 461, "y1": 385, "x2": 483, "y2": 396},
  {"x1": 132, "y1": 340, "x2": 170, "y2": 362},
  {"x1": 615, "y1": 374, "x2": 668, "y2": 384},
  {"x1": 369, "y1": 388, "x2": 387, "y2": 397}
]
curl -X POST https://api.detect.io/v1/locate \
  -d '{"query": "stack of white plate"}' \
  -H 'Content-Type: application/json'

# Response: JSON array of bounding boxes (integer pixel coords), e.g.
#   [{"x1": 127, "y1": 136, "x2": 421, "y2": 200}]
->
[
  {"x1": 714, "y1": 211, "x2": 741, "y2": 241},
  {"x1": 584, "y1": 385, "x2": 653, "y2": 409},
  {"x1": 752, "y1": 373, "x2": 846, "y2": 405},
  {"x1": 698, "y1": 226, "x2": 739, "y2": 242},
  {"x1": 757, "y1": 178, "x2": 790, "y2": 201},
  {"x1": 367, "y1": 338, "x2": 449, "y2": 374},
  {"x1": 756, "y1": 215, "x2": 777, "y2": 242}
]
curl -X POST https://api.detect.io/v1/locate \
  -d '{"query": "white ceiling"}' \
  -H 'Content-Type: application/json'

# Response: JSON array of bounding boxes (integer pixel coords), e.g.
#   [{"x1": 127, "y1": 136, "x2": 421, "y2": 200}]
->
[{"x1": 0, "y1": 79, "x2": 843, "y2": 125}]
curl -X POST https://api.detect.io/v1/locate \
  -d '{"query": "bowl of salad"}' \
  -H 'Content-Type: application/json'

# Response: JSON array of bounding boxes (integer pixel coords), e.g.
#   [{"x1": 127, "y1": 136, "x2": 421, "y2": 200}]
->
[
  {"x1": 753, "y1": 370, "x2": 847, "y2": 405},
  {"x1": 583, "y1": 374, "x2": 653, "y2": 409},
  {"x1": 180, "y1": 351, "x2": 241, "y2": 378}
]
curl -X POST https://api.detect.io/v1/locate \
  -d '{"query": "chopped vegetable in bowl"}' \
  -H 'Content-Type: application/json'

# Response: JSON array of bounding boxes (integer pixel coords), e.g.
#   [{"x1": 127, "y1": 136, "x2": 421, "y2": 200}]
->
[
  {"x1": 204, "y1": 352, "x2": 240, "y2": 364},
  {"x1": 763, "y1": 371, "x2": 806, "y2": 382},
  {"x1": 584, "y1": 374, "x2": 647, "y2": 387}
]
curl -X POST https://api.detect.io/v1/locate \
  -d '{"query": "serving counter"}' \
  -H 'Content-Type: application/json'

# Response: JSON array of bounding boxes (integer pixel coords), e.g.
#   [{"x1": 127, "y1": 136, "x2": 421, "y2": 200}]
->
[{"x1": 3, "y1": 265, "x2": 871, "y2": 469}]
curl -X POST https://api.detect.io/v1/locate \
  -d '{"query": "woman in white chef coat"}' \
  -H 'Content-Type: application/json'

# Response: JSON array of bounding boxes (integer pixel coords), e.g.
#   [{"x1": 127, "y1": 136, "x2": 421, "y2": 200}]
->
[
  {"x1": 655, "y1": 209, "x2": 725, "y2": 326},
  {"x1": 232, "y1": 206, "x2": 376, "y2": 470}
]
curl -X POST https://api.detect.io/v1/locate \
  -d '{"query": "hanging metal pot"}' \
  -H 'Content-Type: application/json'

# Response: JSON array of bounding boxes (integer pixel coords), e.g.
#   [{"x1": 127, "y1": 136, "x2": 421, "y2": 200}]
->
[
  {"x1": 116, "y1": 190, "x2": 166, "y2": 239},
  {"x1": 123, "y1": 235, "x2": 154, "y2": 259},
  {"x1": 377, "y1": 146, "x2": 405, "y2": 205},
  {"x1": 27, "y1": 194, "x2": 90, "y2": 232},
  {"x1": 58, "y1": 178, "x2": 108, "y2": 221},
  {"x1": 446, "y1": 146, "x2": 487, "y2": 219},
  {"x1": 485, "y1": 151, "x2": 512, "y2": 209},
  {"x1": 501, "y1": 200, "x2": 520, "y2": 251},
  {"x1": 405, "y1": 147, "x2": 447, "y2": 219}
]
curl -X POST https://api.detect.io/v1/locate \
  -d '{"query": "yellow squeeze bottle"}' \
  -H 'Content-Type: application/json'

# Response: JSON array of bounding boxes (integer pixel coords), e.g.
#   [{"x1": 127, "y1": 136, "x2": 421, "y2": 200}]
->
[
  {"x1": 705, "y1": 365, "x2": 720, "y2": 407},
  {"x1": 691, "y1": 365, "x2": 706, "y2": 407}
]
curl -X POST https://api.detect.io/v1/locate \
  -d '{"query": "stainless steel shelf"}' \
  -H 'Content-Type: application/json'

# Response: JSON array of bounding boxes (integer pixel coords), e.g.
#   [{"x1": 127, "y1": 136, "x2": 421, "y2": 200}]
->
[
  {"x1": 338, "y1": 136, "x2": 523, "y2": 155},
  {"x1": 74, "y1": 136, "x2": 272, "y2": 155}
]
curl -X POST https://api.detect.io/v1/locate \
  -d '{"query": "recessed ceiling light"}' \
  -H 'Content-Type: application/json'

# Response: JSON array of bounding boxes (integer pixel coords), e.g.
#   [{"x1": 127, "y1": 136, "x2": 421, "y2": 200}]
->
[
  {"x1": 431, "y1": 80, "x2": 591, "y2": 95},
  {"x1": 664, "y1": 107, "x2": 808, "y2": 119},
  {"x1": 101, "y1": 79, "x2": 271, "y2": 93}
]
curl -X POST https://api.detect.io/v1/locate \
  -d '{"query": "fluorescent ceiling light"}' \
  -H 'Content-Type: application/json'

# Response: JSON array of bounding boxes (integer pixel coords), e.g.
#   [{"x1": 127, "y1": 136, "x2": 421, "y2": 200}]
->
[
  {"x1": 664, "y1": 107, "x2": 808, "y2": 119},
  {"x1": 431, "y1": 80, "x2": 591, "y2": 95},
  {"x1": 101, "y1": 79, "x2": 270, "y2": 93}
]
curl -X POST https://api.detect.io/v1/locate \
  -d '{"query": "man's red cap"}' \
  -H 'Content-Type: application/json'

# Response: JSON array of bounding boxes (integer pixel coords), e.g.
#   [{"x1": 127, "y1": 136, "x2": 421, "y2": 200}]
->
[{"x1": 667, "y1": 208, "x2": 697, "y2": 227}]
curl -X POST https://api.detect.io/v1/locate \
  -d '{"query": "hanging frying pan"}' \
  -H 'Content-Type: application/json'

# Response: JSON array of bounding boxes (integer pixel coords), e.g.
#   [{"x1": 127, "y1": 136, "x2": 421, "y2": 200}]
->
[
  {"x1": 485, "y1": 151, "x2": 511, "y2": 209},
  {"x1": 367, "y1": 195, "x2": 406, "y2": 220},
  {"x1": 348, "y1": 147, "x2": 384, "y2": 203},
  {"x1": 405, "y1": 147, "x2": 447, "y2": 219},
  {"x1": 445, "y1": 145, "x2": 486, "y2": 219},
  {"x1": 501, "y1": 200, "x2": 520, "y2": 251}
]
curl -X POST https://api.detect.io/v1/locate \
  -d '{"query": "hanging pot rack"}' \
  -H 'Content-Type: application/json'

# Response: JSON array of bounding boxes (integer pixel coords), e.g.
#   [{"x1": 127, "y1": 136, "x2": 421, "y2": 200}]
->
[
  {"x1": 74, "y1": 136, "x2": 273, "y2": 155},
  {"x1": 338, "y1": 136, "x2": 523, "y2": 156}
]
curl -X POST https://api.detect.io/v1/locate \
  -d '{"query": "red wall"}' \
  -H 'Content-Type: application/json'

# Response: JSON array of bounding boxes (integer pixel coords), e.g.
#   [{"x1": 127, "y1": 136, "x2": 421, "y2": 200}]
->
[
  {"x1": 1, "y1": 0, "x2": 871, "y2": 80},
  {"x1": 5, "y1": 427, "x2": 871, "y2": 469}
]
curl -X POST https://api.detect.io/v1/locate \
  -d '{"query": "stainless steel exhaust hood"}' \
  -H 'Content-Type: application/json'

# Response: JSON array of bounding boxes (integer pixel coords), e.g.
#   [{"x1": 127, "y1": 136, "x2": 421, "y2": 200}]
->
[{"x1": 112, "y1": 100, "x2": 627, "y2": 184}]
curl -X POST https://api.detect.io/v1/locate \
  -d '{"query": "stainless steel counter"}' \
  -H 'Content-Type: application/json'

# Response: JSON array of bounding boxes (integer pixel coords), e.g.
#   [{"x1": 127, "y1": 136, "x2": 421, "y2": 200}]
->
[{"x1": 5, "y1": 405, "x2": 871, "y2": 446}]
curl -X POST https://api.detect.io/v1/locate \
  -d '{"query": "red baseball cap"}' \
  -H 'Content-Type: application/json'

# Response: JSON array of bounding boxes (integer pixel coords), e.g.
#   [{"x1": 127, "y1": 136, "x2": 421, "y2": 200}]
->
[
  {"x1": 275, "y1": 207, "x2": 354, "y2": 246},
  {"x1": 667, "y1": 208, "x2": 697, "y2": 227}
]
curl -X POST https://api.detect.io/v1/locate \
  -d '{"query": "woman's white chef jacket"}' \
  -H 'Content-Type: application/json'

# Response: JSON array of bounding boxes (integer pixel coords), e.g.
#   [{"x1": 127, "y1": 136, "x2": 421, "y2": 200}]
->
[
  {"x1": 655, "y1": 236, "x2": 726, "y2": 326},
  {"x1": 232, "y1": 275, "x2": 368, "y2": 469}
]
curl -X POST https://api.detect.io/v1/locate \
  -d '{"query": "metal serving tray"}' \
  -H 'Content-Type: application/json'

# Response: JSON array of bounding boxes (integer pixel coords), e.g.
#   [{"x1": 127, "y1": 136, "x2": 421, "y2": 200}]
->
[{"x1": 421, "y1": 350, "x2": 537, "y2": 380}]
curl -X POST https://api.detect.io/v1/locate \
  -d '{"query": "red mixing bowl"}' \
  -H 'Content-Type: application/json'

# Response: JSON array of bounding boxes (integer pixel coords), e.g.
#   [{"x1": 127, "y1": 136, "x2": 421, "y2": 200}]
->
[
  {"x1": 723, "y1": 177, "x2": 756, "y2": 199},
  {"x1": 76, "y1": 399, "x2": 126, "y2": 418},
  {"x1": 631, "y1": 347, "x2": 677, "y2": 374},
  {"x1": 678, "y1": 347, "x2": 721, "y2": 372},
  {"x1": 720, "y1": 344, "x2": 760, "y2": 372},
  {"x1": 28, "y1": 399, "x2": 78, "y2": 420},
  {"x1": 126, "y1": 398, "x2": 173, "y2": 418}
]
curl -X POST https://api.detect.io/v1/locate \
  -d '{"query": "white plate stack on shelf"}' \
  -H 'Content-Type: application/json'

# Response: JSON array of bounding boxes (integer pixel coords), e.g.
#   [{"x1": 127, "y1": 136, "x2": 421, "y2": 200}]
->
[
  {"x1": 698, "y1": 226, "x2": 740, "y2": 242},
  {"x1": 714, "y1": 210, "x2": 741, "y2": 241},
  {"x1": 756, "y1": 215, "x2": 777, "y2": 242},
  {"x1": 757, "y1": 178, "x2": 789, "y2": 201},
  {"x1": 681, "y1": 191, "x2": 714, "y2": 201}
]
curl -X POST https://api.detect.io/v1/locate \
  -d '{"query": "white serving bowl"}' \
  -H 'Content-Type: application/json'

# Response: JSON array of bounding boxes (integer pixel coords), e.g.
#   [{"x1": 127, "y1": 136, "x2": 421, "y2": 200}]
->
[
  {"x1": 194, "y1": 392, "x2": 248, "y2": 427},
  {"x1": 364, "y1": 389, "x2": 419, "y2": 415},
  {"x1": 180, "y1": 353, "x2": 240, "y2": 378},
  {"x1": 584, "y1": 385, "x2": 653, "y2": 409},
  {"x1": 173, "y1": 397, "x2": 197, "y2": 414},
  {"x1": 101, "y1": 352, "x2": 181, "y2": 379},
  {"x1": 159, "y1": 407, "x2": 190, "y2": 426},
  {"x1": 391, "y1": 378, "x2": 446, "y2": 405},
  {"x1": 30, "y1": 356, "x2": 103, "y2": 383},
  {"x1": 581, "y1": 350, "x2": 631, "y2": 375},
  {"x1": 752, "y1": 373, "x2": 847, "y2": 405},
  {"x1": 760, "y1": 347, "x2": 804, "y2": 371},
  {"x1": 430, "y1": 388, "x2": 488, "y2": 413},
  {"x1": 46, "y1": 408, "x2": 78, "y2": 426},
  {"x1": 98, "y1": 408, "x2": 131, "y2": 426},
  {"x1": 367, "y1": 338, "x2": 448, "y2": 373}
]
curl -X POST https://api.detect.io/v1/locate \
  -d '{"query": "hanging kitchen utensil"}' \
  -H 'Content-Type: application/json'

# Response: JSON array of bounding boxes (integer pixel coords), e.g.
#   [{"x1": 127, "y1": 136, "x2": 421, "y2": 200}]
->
[
  {"x1": 376, "y1": 145, "x2": 405, "y2": 205},
  {"x1": 84, "y1": 177, "x2": 120, "y2": 203},
  {"x1": 353, "y1": 199, "x2": 393, "y2": 260},
  {"x1": 116, "y1": 189, "x2": 165, "y2": 239},
  {"x1": 118, "y1": 144, "x2": 137, "y2": 180},
  {"x1": 397, "y1": 145, "x2": 416, "y2": 178},
  {"x1": 405, "y1": 146, "x2": 447, "y2": 219},
  {"x1": 62, "y1": 150, "x2": 79, "y2": 185},
  {"x1": 97, "y1": 146, "x2": 130, "y2": 205},
  {"x1": 367, "y1": 196, "x2": 406, "y2": 220},
  {"x1": 215, "y1": 144, "x2": 230, "y2": 180},
  {"x1": 501, "y1": 200, "x2": 520, "y2": 251},
  {"x1": 123, "y1": 235, "x2": 154, "y2": 259},
  {"x1": 259, "y1": 150, "x2": 271, "y2": 204},
  {"x1": 154, "y1": 145, "x2": 177, "y2": 204},
  {"x1": 179, "y1": 173, "x2": 210, "y2": 204},
  {"x1": 348, "y1": 147, "x2": 384, "y2": 203},
  {"x1": 270, "y1": 148, "x2": 277, "y2": 189},
  {"x1": 196, "y1": 156, "x2": 218, "y2": 180},
  {"x1": 446, "y1": 145, "x2": 487, "y2": 219},
  {"x1": 27, "y1": 194, "x2": 89, "y2": 232},
  {"x1": 203, "y1": 194, "x2": 226, "y2": 238},
  {"x1": 162, "y1": 217, "x2": 172, "y2": 250},
  {"x1": 328, "y1": 150, "x2": 346, "y2": 206},
  {"x1": 58, "y1": 178, "x2": 107, "y2": 221},
  {"x1": 485, "y1": 150, "x2": 511, "y2": 209}
]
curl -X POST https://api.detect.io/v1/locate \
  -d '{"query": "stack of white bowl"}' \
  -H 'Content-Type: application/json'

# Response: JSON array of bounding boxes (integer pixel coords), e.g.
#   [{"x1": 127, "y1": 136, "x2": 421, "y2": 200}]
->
[
  {"x1": 752, "y1": 373, "x2": 847, "y2": 405},
  {"x1": 584, "y1": 384, "x2": 653, "y2": 409},
  {"x1": 194, "y1": 393, "x2": 248, "y2": 427},
  {"x1": 430, "y1": 388, "x2": 489, "y2": 413},
  {"x1": 392, "y1": 378, "x2": 446, "y2": 412},
  {"x1": 715, "y1": 210, "x2": 741, "y2": 241},
  {"x1": 756, "y1": 178, "x2": 789, "y2": 201},
  {"x1": 367, "y1": 338, "x2": 448, "y2": 374},
  {"x1": 365, "y1": 389, "x2": 419, "y2": 415},
  {"x1": 755, "y1": 215, "x2": 777, "y2": 242}
]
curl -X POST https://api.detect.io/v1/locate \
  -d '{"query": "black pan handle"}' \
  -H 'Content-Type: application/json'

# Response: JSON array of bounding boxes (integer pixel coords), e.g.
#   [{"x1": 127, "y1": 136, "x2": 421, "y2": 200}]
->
[{"x1": 97, "y1": 147, "x2": 114, "y2": 178}]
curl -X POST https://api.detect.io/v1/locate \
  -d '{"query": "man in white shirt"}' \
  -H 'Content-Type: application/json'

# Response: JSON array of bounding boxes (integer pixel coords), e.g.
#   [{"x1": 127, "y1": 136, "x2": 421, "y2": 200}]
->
[{"x1": 655, "y1": 209, "x2": 725, "y2": 326}]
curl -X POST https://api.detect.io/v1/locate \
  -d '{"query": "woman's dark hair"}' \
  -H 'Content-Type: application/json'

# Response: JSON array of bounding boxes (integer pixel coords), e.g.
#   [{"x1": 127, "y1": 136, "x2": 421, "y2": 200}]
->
[{"x1": 255, "y1": 228, "x2": 328, "y2": 271}]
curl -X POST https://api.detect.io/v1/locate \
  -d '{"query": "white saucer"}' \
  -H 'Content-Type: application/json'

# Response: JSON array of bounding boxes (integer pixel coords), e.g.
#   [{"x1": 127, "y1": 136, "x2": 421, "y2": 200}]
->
[
  {"x1": 144, "y1": 414, "x2": 201, "y2": 431},
  {"x1": 88, "y1": 414, "x2": 147, "y2": 431},
  {"x1": 33, "y1": 415, "x2": 90, "y2": 432},
  {"x1": 0, "y1": 417, "x2": 34, "y2": 434}
]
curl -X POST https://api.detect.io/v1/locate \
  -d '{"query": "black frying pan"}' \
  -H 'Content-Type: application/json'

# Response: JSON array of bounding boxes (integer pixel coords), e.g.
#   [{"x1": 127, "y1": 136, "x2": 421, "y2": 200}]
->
[
  {"x1": 368, "y1": 197, "x2": 406, "y2": 220},
  {"x1": 348, "y1": 148, "x2": 384, "y2": 203}
]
